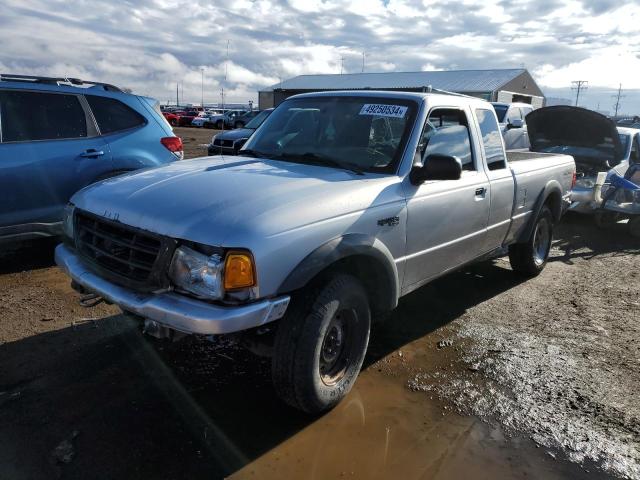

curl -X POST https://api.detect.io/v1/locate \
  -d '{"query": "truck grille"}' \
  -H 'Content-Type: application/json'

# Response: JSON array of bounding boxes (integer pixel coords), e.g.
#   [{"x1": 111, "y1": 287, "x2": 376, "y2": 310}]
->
[
  {"x1": 213, "y1": 138, "x2": 234, "y2": 147},
  {"x1": 75, "y1": 211, "x2": 173, "y2": 289}
]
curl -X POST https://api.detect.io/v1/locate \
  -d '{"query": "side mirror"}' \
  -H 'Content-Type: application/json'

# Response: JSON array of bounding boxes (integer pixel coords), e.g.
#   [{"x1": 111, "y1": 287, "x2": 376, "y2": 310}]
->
[
  {"x1": 410, "y1": 154, "x2": 462, "y2": 184},
  {"x1": 508, "y1": 118, "x2": 524, "y2": 129}
]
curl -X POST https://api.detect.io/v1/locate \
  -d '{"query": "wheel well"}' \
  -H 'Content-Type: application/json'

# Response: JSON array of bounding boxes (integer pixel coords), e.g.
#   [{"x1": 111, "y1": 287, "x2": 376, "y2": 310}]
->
[
  {"x1": 544, "y1": 190, "x2": 562, "y2": 223},
  {"x1": 313, "y1": 255, "x2": 395, "y2": 314}
]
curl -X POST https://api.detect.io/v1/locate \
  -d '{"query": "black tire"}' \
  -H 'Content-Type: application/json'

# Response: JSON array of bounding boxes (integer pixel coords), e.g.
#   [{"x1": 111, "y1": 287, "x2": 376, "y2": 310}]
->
[
  {"x1": 234, "y1": 121, "x2": 243, "y2": 129},
  {"x1": 509, "y1": 205, "x2": 554, "y2": 277},
  {"x1": 215, "y1": 120, "x2": 224, "y2": 129},
  {"x1": 272, "y1": 274, "x2": 371, "y2": 414},
  {"x1": 169, "y1": 119, "x2": 177, "y2": 127}
]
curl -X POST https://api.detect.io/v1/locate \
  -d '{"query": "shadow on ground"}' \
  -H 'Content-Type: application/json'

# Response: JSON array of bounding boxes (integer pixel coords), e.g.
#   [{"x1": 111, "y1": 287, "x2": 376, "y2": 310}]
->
[{"x1": 0, "y1": 214, "x2": 630, "y2": 479}]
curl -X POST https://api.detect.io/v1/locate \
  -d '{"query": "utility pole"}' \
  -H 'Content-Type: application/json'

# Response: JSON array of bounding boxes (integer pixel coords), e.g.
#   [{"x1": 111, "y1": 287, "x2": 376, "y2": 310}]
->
[
  {"x1": 612, "y1": 83, "x2": 625, "y2": 118},
  {"x1": 361, "y1": 51, "x2": 366, "y2": 73},
  {"x1": 176, "y1": 82, "x2": 179, "y2": 107},
  {"x1": 340, "y1": 55, "x2": 345, "y2": 75},
  {"x1": 200, "y1": 68, "x2": 204, "y2": 107},
  {"x1": 571, "y1": 80, "x2": 588, "y2": 107}
]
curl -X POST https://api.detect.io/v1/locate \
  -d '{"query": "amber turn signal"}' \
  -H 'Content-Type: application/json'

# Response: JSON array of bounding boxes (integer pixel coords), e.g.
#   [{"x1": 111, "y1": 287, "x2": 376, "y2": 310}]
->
[{"x1": 224, "y1": 252, "x2": 256, "y2": 290}]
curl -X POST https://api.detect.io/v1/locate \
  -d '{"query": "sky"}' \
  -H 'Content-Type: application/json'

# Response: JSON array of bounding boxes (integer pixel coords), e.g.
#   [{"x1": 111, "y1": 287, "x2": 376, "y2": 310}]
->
[{"x1": 1, "y1": 0, "x2": 639, "y2": 115}]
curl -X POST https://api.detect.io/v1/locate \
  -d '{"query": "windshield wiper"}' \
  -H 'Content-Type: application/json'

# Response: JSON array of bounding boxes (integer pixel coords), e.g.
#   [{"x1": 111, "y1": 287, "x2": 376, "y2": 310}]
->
[
  {"x1": 279, "y1": 152, "x2": 365, "y2": 175},
  {"x1": 237, "y1": 148, "x2": 267, "y2": 158}
]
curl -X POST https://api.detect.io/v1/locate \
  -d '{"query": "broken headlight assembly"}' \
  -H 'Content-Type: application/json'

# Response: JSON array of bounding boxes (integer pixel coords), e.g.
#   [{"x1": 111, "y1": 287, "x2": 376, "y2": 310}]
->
[{"x1": 168, "y1": 245, "x2": 256, "y2": 301}]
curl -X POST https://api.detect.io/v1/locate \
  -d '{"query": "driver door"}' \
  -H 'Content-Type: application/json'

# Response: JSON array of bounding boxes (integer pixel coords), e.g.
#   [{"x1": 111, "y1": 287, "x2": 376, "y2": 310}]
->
[{"x1": 402, "y1": 107, "x2": 490, "y2": 292}]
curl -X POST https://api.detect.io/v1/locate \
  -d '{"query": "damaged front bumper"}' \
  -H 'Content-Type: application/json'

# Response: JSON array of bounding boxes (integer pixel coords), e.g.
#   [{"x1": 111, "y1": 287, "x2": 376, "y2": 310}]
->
[{"x1": 55, "y1": 244, "x2": 290, "y2": 335}]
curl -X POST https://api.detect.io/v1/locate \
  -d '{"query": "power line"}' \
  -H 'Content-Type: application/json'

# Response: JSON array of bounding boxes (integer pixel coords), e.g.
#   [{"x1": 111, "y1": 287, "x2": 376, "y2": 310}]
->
[
  {"x1": 571, "y1": 80, "x2": 588, "y2": 107},
  {"x1": 612, "y1": 83, "x2": 625, "y2": 117}
]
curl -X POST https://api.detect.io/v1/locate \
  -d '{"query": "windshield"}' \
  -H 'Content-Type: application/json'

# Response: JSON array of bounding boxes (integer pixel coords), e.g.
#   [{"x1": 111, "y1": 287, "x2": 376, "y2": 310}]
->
[
  {"x1": 245, "y1": 109, "x2": 271, "y2": 129},
  {"x1": 242, "y1": 96, "x2": 417, "y2": 174},
  {"x1": 492, "y1": 104, "x2": 508, "y2": 122}
]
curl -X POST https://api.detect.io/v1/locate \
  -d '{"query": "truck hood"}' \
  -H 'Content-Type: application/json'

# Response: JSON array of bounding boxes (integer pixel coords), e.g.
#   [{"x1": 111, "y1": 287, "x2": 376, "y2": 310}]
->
[
  {"x1": 71, "y1": 156, "x2": 396, "y2": 246},
  {"x1": 527, "y1": 106, "x2": 623, "y2": 172}
]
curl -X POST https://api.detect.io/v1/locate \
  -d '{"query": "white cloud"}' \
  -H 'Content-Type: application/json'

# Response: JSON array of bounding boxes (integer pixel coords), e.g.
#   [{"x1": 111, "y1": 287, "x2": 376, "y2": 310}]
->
[{"x1": 0, "y1": 0, "x2": 638, "y2": 112}]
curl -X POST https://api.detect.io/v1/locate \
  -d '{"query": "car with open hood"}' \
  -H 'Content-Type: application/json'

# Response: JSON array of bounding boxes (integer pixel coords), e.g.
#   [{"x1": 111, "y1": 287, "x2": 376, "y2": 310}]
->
[{"x1": 526, "y1": 106, "x2": 638, "y2": 213}]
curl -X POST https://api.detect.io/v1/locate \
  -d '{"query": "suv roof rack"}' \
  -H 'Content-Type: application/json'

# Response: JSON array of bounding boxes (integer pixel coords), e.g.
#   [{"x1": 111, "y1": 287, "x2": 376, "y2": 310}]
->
[{"x1": 0, "y1": 74, "x2": 123, "y2": 92}]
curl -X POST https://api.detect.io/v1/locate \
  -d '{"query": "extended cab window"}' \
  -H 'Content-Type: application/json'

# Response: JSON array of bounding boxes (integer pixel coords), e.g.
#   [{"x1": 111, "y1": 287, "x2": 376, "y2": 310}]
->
[
  {"x1": 476, "y1": 108, "x2": 507, "y2": 171},
  {"x1": 418, "y1": 108, "x2": 475, "y2": 171},
  {"x1": 0, "y1": 90, "x2": 87, "y2": 142},
  {"x1": 86, "y1": 95, "x2": 145, "y2": 135}
]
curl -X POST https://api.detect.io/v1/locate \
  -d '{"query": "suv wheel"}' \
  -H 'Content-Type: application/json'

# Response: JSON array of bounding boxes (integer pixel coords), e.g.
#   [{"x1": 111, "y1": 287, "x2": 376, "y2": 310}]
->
[
  {"x1": 234, "y1": 121, "x2": 243, "y2": 129},
  {"x1": 215, "y1": 120, "x2": 224, "y2": 129},
  {"x1": 509, "y1": 205, "x2": 553, "y2": 276},
  {"x1": 272, "y1": 274, "x2": 371, "y2": 414}
]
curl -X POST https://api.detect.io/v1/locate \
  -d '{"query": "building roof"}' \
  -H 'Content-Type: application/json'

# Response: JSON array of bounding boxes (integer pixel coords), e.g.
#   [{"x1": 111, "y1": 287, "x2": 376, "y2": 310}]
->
[{"x1": 264, "y1": 69, "x2": 528, "y2": 93}]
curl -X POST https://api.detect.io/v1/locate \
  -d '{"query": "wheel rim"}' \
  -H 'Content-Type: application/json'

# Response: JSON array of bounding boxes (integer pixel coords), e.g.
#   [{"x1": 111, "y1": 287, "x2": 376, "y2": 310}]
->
[
  {"x1": 533, "y1": 217, "x2": 551, "y2": 266},
  {"x1": 319, "y1": 309, "x2": 355, "y2": 386}
]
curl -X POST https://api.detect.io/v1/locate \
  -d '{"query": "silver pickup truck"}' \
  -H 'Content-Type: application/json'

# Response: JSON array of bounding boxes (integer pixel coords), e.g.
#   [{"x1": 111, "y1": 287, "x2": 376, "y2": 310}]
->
[{"x1": 56, "y1": 91, "x2": 575, "y2": 413}]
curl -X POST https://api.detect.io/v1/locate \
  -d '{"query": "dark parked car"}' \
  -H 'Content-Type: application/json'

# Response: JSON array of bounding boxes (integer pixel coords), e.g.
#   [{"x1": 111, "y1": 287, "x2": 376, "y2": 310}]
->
[
  {"x1": 232, "y1": 110, "x2": 260, "y2": 129},
  {"x1": 0, "y1": 74, "x2": 181, "y2": 243},
  {"x1": 208, "y1": 109, "x2": 273, "y2": 155},
  {"x1": 177, "y1": 110, "x2": 200, "y2": 127}
]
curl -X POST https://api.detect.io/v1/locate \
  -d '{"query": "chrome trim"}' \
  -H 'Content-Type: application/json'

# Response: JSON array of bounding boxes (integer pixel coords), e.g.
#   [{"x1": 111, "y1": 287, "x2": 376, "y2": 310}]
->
[{"x1": 55, "y1": 243, "x2": 290, "y2": 335}]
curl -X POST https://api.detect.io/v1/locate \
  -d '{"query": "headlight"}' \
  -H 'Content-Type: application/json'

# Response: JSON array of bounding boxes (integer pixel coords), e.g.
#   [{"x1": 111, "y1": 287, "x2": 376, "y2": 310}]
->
[
  {"x1": 63, "y1": 204, "x2": 75, "y2": 239},
  {"x1": 169, "y1": 246, "x2": 224, "y2": 300}
]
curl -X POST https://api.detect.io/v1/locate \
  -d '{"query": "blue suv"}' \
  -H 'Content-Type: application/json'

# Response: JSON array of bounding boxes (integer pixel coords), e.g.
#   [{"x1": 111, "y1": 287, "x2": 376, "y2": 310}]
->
[{"x1": 0, "y1": 74, "x2": 182, "y2": 243}]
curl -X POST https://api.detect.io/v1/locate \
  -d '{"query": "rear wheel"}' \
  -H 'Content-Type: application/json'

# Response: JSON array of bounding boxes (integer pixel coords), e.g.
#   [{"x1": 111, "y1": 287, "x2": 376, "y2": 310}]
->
[
  {"x1": 169, "y1": 118, "x2": 177, "y2": 127},
  {"x1": 272, "y1": 274, "x2": 371, "y2": 414},
  {"x1": 509, "y1": 206, "x2": 554, "y2": 276}
]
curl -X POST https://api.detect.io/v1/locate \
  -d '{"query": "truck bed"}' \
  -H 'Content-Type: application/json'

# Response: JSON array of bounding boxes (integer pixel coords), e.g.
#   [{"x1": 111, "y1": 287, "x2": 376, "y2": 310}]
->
[{"x1": 507, "y1": 150, "x2": 566, "y2": 163}]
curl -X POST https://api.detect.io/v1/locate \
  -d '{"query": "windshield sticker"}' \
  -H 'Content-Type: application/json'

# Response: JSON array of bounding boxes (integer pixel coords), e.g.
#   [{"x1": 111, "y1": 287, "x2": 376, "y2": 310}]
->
[{"x1": 359, "y1": 104, "x2": 407, "y2": 118}]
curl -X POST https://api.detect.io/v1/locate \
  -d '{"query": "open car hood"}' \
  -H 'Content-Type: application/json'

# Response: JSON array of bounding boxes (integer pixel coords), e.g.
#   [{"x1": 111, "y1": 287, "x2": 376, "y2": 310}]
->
[{"x1": 527, "y1": 106, "x2": 623, "y2": 170}]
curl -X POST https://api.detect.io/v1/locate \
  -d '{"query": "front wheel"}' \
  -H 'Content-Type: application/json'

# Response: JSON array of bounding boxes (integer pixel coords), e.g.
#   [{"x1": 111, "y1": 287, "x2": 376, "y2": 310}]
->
[
  {"x1": 509, "y1": 205, "x2": 554, "y2": 276},
  {"x1": 215, "y1": 120, "x2": 224, "y2": 129},
  {"x1": 272, "y1": 274, "x2": 371, "y2": 414}
]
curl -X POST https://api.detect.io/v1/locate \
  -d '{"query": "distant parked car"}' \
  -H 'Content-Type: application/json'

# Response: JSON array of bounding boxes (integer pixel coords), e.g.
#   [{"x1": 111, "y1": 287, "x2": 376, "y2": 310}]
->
[
  {"x1": 163, "y1": 111, "x2": 180, "y2": 126},
  {"x1": 204, "y1": 110, "x2": 248, "y2": 129},
  {"x1": 0, "y1": 74, "x2": 182, "y2": 243},
  {"x1": 491, "y1": 102, "x2": 534, "y2": 150},
  {"x1": 208, "y1": 108, "x2": 273, "y2": 155},
  {"x1": 177, "y1": 110, "x2": 200, "y2": 127},
  {"x1": 232, "y1": 110, "x2": 260, "y2": 129}
]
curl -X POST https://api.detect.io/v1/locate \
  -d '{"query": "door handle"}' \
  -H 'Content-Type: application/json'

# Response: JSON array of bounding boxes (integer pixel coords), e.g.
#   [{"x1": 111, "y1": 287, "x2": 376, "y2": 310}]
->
[
  {"x1": 475, "y1": 187, "x2": 486, "y2": 196},
  {"x1": 80, "y1": 149, "x2": 104, "y2": 158}
]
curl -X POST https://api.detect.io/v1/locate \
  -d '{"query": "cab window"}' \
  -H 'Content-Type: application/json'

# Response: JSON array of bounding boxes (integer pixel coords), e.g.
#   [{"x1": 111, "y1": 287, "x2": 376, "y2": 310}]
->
[{"x1": 418, "y1": 108, "x2": 475, "y2": 171}]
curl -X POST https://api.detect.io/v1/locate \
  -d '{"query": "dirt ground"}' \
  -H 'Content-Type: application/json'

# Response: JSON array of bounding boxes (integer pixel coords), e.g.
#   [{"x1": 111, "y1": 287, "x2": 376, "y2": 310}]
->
[
  {"x1": 0, "y1": 209, "x2": 638, "y2": 476},
  {"x1": 175, "y1": 126, "x2": 221, "y2": 159}
]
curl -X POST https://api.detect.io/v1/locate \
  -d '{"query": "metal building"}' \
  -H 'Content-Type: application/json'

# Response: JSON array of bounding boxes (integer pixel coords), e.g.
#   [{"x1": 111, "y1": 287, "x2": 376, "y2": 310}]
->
[{"x1": 259, "y1": 68, "x2": 545, "y2": 110}]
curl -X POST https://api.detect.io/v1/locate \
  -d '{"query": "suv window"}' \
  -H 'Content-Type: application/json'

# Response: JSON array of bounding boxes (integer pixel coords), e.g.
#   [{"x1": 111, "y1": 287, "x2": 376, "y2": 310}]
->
[
  {"x1": 419, "y1": 108, "x2": 475, "y2": 171},
  {"x1": 0, "y1": 90, "x2": 87, "y2": 142},
  {"x1": 476, "y1": 108, "x2": 507, "y2": 171},
  {"x1": 86, "y1": 95, "x2": 145, "y2": 134}
]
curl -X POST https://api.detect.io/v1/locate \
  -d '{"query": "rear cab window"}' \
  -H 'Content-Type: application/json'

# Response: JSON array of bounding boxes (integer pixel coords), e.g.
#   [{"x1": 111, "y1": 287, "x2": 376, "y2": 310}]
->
[
  {"x1": 0, "y1": 89, "x2": 89, "y2": 142},
  {"x1": 475, "y1": 108, "x2": 507, "y2": 171},
  {"x1": 85, "y1": 95, "x2": 145, "y2": 135}
]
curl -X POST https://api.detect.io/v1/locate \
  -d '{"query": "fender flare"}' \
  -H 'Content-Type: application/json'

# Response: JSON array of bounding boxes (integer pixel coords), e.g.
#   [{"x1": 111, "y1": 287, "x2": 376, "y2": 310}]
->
[
  {"x1": 517, "y1": 180, "x2": 563, "y2": 243},
  {"x1": 277, "y1": 233, "x2": 400, "y2": 312}
]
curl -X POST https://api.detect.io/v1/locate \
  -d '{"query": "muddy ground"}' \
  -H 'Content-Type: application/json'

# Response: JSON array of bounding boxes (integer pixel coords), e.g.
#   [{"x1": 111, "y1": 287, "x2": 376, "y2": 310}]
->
[
  {"x1": 175, "y1": 125, "x2": 220, "y2": 159},
  {"x1": 0, "y1": 142, "x2": 638, "y2": 479}
]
